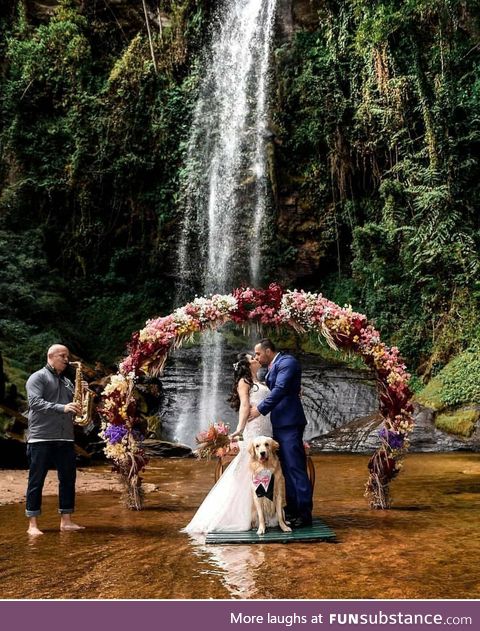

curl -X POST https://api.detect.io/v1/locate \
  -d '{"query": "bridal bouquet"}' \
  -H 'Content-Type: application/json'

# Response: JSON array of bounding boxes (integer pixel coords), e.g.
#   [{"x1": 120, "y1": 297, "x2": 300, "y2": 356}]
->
[{"x1": 194, "y1": 422, "x2": 241, "y2": 459}]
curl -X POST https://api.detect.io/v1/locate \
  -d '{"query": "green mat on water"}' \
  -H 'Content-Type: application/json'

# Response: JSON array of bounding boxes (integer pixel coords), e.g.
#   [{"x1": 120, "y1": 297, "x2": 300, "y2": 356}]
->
[{"x1": 205, "y1": 518, "x2": 336, "y2": 544}]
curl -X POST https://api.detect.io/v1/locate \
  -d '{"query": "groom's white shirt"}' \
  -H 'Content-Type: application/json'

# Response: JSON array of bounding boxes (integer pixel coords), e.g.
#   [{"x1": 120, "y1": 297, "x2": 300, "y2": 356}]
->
[{"x1": 265, "y1": 352, "x2": 280, "y2": 379}]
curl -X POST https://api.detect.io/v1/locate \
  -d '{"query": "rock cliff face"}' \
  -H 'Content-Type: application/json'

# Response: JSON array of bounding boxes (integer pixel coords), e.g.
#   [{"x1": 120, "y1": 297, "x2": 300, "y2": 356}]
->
[
  {"x1": 300, "y1": 360, "x2": 378, "y2": 440},
  {"x1": 159, "y1": 350, "x2": 478, "y2": 453},
  {"x1": 291, "y1": 0, "x2": 323, "y2": 28},
  {"x1": 272, "y1": 1, "x2": 334, "y2": 284},
  {"x1": 311, "y1": 404, "x2": 480, "y2": 454},
  {"x1": 26, "y1": 0, "x2": 58, "y2": 19},
  {"x1": 276, "y1": 0, "x2": 323, "y2": 35},
  {"x1": 158, "y1": 349, "x2": 379, "y2": 446},
  {"x1": 25, "y1": 0, "x2": 169, "y2": 34}
]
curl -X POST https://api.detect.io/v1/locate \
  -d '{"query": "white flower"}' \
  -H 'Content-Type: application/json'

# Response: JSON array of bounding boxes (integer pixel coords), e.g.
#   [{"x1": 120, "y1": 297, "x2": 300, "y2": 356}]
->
[
  {"x1": 103, "y1": 374, "x2": 129, "y2": 396},
  {"x1": 104, "y1": 442, "x2": 128, "y2": 462}
]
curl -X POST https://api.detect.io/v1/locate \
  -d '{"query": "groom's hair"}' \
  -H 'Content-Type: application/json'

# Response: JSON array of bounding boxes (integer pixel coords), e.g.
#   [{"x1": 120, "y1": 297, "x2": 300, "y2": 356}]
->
[{"x1": 258, "y1": 338, "x2": 276, "y2": 352}]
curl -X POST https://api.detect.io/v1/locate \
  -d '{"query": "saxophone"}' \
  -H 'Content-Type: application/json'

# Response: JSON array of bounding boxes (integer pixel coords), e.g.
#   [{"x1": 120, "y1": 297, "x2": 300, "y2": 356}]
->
[{"x1": 70, "y1": 361, "x2": 93, "y2": 426}]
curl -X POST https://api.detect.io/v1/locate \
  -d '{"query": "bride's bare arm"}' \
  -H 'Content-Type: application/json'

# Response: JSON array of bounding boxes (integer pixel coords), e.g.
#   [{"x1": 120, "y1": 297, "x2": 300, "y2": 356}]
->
[{"x1": 230, "y1": 379, "x2": 250, "y2": 437}]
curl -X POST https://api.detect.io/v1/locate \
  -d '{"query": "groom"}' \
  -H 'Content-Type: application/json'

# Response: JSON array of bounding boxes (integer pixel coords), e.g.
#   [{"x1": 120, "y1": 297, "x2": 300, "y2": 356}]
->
[{"x1": 249, "y1": 339, "x2": 313, "y2": 528}]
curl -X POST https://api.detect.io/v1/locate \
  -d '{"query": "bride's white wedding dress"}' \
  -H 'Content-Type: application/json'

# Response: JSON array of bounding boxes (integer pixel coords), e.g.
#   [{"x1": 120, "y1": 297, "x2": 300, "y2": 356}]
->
[{"x1": 183, "y1": 383, "x2": 273, "y2": 534}]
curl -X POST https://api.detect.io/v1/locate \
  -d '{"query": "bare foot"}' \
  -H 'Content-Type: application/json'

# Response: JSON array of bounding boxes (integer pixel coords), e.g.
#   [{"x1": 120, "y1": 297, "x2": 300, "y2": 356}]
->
[
  {"x1": 27, "y1": 526, "x2": 44, "y2": 536},
  {"x1": 60, "y1": 523, "x2": 85, "y2": 531}
]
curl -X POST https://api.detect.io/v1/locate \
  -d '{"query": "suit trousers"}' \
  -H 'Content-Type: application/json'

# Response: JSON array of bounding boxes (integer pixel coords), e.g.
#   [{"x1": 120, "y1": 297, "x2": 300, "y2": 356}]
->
[
  {"x1": 273, "y1": 425, "x2": 313, "y2": 521},
  {"x1": 25, "y1": 441, "x2": 76, "y2": 517}
]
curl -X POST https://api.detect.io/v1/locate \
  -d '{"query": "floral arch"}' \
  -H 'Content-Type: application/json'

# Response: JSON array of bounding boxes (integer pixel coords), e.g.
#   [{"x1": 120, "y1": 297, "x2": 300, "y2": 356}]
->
[{"x1": 101, "y1": 284, "x2": 414, "y2": 510}]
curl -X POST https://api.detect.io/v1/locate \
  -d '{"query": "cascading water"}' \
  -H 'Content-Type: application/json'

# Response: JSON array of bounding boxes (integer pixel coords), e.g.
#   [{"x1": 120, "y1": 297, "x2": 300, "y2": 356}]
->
[{"x1": 175, "y1": 0, "x2": 278, "y2": 445}]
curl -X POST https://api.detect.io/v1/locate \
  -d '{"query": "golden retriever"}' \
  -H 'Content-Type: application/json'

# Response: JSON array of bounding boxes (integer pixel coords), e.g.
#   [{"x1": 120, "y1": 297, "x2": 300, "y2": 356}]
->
[{"x1": 248, "y1": 436, "x2": 292, "y2": 535}]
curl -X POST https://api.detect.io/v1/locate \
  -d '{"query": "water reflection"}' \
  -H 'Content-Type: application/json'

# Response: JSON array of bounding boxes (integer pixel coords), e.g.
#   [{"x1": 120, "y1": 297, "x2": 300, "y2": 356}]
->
[{"x1": 189, "y1": 534, "x2": 266, "y2": 599}]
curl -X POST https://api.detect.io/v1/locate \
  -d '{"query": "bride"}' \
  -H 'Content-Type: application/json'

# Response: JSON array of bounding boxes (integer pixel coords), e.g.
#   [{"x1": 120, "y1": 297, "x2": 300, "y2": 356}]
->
[{"x1": 183, "y1": 352, "x2": 274, "y2": 534}]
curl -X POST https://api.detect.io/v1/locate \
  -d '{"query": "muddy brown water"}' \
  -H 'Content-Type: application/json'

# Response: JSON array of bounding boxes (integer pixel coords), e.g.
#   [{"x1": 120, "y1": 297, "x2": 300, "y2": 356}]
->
[{"x1": 1, "y1": 453, "x2": 479, "y2": 599}]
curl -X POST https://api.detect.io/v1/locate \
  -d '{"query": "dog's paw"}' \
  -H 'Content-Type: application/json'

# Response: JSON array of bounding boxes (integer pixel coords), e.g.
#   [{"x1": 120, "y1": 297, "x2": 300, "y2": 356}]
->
[
  {"x1": 280, "y1": 524, "x2": 292, "y2": 533},
  {"x1": 257, "y1": 526, "x2": 266, "y2": 535}
]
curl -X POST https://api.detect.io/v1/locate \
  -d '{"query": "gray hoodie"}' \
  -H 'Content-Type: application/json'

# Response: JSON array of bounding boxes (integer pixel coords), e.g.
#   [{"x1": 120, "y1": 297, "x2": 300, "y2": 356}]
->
[{"x1": 26, "y1": 365, "x2": 75, "y2": 441}]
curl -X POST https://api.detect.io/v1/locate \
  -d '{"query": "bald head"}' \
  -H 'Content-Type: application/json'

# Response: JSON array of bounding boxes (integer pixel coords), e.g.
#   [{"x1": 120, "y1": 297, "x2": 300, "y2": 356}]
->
[
  {"x1": 47, "y1": 344, "x2": 68, "y2": 358},
  {"x1": 47, "y1": 345, "x2": 70, "y2": 374}
]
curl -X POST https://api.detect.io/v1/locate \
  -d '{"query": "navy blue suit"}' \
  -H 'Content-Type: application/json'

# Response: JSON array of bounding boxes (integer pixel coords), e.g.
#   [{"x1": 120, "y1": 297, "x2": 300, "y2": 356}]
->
[{"x1": 257, "y1": 353, "x2": 313, "y2": 521}]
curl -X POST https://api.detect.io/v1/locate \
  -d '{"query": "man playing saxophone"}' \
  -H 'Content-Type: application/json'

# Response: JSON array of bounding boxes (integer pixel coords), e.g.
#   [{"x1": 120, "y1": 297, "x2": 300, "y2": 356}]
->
[{"x1": 25, "y1": 344, "x2": 86, "y2": 535}]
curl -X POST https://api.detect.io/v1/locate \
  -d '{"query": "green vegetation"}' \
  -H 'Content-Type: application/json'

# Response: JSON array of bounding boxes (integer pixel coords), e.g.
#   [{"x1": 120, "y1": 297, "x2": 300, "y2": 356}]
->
[
  {"x1": 2, "y1": 356, "x2": 29, "y2": 398},
  {"x1": 0, "y1": 0, "x2": 479, "y2": 427},
  {"x1": 274, "y1": 0, "x2": 480, "y2": 378},
  {"x1": 414, "y1": 377, "x2": 445, "y2": 411},
  {"x1": 415, "y1": 345, "x2": 480, "y2": 410},
  {"x1": 0, "y1": 0, "x2": 210, "y2": 369},
  {"x1": 0, "y1": 355, "x2": 28, "y2": 435},
  {"x1": 435, "y1": 408, "x2": 479, "y2": 437},
  {"x1": 415, "y1": 344, "x2": 480, "y2": 436}
]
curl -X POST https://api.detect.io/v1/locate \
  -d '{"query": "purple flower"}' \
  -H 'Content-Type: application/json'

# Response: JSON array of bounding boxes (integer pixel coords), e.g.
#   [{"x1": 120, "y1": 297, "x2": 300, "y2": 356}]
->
[
  {"x1": 104, "y1": 424, "x2": 128, "y2": 444},
  {"x1": 104, "y1": 425, "x2": 145, "y2": 445},
  {"x1": 378, "y1": 427, "x2": 405, "y2": 450}
]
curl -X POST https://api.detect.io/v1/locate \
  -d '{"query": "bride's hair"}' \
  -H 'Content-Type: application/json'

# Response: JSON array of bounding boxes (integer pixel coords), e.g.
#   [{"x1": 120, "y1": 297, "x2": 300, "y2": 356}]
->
[{"x1": 228, "y1": 352, "x2": 258, "y2": 411}]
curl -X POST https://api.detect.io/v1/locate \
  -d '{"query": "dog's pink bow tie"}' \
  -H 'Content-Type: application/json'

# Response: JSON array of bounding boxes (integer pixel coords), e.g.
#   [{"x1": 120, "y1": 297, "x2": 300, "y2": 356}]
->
[{"x1": 253, "y1": 470, "x2": 272, "y2": 491}]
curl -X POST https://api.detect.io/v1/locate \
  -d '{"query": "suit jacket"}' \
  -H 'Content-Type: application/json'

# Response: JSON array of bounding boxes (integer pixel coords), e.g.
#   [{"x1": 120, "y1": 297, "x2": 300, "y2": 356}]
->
[{"x1": 257, "y1": 353, "x2": 307, "y2": 429}]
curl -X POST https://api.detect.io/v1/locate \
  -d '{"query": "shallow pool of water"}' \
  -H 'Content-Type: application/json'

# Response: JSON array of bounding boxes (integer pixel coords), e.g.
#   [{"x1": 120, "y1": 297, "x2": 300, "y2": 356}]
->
[{"x1": 1, "y1": 453, "x2": 479, "y2": 599}]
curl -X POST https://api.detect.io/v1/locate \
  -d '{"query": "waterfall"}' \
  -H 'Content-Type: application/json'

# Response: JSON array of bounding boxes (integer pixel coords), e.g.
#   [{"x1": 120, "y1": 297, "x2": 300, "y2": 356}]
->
[{"x1": 175, "y1": 0, "x2": 278, "y2": 445}]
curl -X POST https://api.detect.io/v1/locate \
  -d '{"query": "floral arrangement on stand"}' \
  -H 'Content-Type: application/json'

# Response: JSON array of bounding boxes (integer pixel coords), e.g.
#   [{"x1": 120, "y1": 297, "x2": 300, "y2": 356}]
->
[
  {"x1": 99, "y1": 374, "x2": 147, "y2": 509},
  {"x1": 194, "y1": 422, "x2": 240, "y2": 459},
  {"x1": 101, "y1": 283, "x2": 413, "y2": 509}
]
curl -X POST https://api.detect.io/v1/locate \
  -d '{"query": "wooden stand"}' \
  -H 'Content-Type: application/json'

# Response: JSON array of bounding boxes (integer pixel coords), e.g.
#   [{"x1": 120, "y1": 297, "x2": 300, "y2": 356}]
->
[{"x1": 205, "y1": 517, "x2": 335, "y2": 544}]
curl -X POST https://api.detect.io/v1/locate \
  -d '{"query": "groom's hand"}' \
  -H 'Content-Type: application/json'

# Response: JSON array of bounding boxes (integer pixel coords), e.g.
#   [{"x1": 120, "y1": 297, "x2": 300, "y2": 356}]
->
[{"x1": 247, "y1": 406, "x2": 260, "y2": 422}]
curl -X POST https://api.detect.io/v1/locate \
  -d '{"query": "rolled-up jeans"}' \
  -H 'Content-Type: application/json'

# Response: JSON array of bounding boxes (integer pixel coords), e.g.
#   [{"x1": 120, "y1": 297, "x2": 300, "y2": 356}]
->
[{"x1": 25, "y1": 441, "x2": 76, "y2": 517}]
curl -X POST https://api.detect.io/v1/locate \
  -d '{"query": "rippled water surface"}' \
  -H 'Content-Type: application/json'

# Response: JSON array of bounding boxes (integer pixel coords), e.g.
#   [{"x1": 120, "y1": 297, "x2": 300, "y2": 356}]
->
[{"x1": 1, "y1": 453, "x2": 479, "y2": 599}]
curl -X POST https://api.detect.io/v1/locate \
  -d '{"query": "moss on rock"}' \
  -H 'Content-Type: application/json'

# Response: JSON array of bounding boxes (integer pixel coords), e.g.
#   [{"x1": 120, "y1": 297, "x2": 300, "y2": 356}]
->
[
  {"x1": 415, "y1": 345, "x2": 480, "y2": 437},
  {"x1": 415, "y1": 377, "x2": 446, "y2": 411},
  {"x1": 435, "y1": 408, "x2": 480, "y2": 438},
  {"x1": 415, "y1": 346, "x2": 480, "y2": 412}
]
